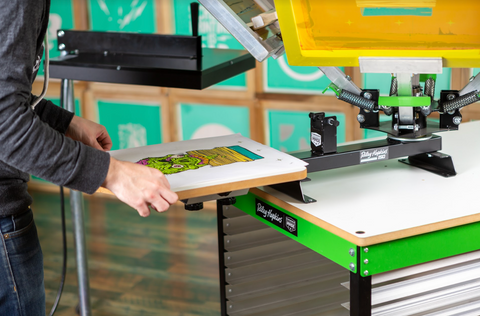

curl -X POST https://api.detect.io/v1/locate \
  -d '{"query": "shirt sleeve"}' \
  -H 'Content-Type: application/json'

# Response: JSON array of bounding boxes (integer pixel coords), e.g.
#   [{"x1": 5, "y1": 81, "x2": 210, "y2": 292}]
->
[
  {"x1": 0, "y1": 1, "x2": 110, "y2": 194},
  {"x1": 32, "y1": 97, "x2": 74, "y2": 134}
]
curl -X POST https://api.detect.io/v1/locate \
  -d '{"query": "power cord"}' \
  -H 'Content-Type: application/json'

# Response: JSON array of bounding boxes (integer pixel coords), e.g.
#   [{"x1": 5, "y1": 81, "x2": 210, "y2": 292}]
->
[{"x1": 49, "y1": 186, "x2": 67, "y2": 316}]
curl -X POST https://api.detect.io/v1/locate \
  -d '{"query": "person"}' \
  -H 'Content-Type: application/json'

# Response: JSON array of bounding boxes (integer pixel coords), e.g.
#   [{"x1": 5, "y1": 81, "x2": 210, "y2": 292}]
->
[{"x1": 0, "y1": 1, "x2": 178, "y2": 315}]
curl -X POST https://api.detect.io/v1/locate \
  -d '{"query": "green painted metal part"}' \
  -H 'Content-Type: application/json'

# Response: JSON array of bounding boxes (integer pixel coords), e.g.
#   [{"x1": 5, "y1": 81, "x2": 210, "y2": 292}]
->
[
  {"x1": 420, "y1": 74, "x2": 437, "y2": 82},
  {"x1": 234, "y1": 192, "x2": 358, "y2": 273},
  {"x1": 359, "y1": 221, "x2": 480, "y2": 276},
  {"x1": 378, "y1": 96, "x2": 431, "y2": 107}
]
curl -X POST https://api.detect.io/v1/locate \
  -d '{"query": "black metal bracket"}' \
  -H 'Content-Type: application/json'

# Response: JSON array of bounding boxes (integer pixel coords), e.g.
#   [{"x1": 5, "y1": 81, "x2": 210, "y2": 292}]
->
[
  {"x1": 270, "y1": 180, "x2": 316, "y2": 204},
  {"x1": 399, "y1": 152, "x2": 456, "y2": 177}
]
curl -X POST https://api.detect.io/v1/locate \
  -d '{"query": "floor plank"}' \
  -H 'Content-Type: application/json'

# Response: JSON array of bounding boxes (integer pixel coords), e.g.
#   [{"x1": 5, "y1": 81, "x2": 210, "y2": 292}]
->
[{"x1": 31, "y1": 188, "x2": 221, "y2": 315}]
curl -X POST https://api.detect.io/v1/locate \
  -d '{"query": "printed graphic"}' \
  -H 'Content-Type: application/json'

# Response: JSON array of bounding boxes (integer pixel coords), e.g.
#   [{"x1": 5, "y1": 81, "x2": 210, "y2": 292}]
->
[
  {"x1": 137, "y1": 145, "x2": 263, "y2": 175},
  {"x1": 360, "y1": 147, "x2": 389, "y2": 163},
  {"x1": 88, "y1": 0, "x2": 156, "y2": 32},
  {"x1": 255, "y1": 198, "x2": 298, "y2": 236}
]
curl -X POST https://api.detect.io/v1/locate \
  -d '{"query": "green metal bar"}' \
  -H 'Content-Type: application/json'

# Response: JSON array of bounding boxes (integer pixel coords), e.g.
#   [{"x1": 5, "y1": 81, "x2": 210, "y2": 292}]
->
[
  {"x1": 378, "y1": 96, "x2": 431, "y2": 107},
  {"x1": 360, "y1": 221, "x2": 480, "y2": 276},
  {"x1": 235, "y1": 192, "x2": 358, "y2": 272}
]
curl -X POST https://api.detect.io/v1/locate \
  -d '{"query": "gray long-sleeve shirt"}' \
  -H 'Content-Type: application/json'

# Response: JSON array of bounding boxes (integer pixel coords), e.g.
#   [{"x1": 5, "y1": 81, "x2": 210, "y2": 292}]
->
[{"x1": 0, "y1": 0, "x2": 111, "y2": 216}]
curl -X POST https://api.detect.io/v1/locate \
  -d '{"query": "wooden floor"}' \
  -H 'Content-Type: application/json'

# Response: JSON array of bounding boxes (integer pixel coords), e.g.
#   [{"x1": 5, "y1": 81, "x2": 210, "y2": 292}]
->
[{"x1": 30, "y1": 188, "x2": 221, "y2": 316}]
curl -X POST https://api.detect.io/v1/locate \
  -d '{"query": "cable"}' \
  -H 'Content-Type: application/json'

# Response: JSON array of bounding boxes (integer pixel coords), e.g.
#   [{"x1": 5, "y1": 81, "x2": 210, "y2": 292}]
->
[
  {"x1": 32, "y1": 33, "x2": 50, "y2": 110},
  {"x1": 49, "y1": 186, "x2": 67, "y2": 316}
]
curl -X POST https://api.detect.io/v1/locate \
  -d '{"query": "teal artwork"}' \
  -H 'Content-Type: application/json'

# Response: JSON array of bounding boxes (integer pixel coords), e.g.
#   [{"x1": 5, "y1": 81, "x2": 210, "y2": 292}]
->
[
  {"x1": 136, "y1": 145, "x2": 263, "y2": 175},
  {"x1": 474, "y1": 68, "x2": 480, "y2": 76},
  {"x1": 264, "y1": 56, "x2": 341, "y2": 94},
  {"x1": 88, "y1": 0, "x2": 156, "y2": 33},
  {"x1": 97, "y1": 100, "x2": 162, "y2": 150},
  {"x1": 363, "y1": 69, "x2": 451, "y2": 99},
  {"x1": 172, "y1": 0, "x2": 246, "y2": 89},
  {"x1": 178, "y1": 103, "x2": 250, "y2": 140},
  {"x1": 39, "y1": 0, "x2": 75, "y2": 76},
  {"x1": 362, "y1": 8, "x2": 432, "y2": 16},
  {"x1": 268, "y1": 110, "x2": 346, "y2": 152}
]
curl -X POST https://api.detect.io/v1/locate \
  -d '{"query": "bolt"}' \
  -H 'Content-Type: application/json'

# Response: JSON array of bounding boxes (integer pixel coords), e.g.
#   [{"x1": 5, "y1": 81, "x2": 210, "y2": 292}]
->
[
  {"x1": 227, "y1": 273, "x2": 232, "y2": 276},
  {"x1": 394, "y1": 113, "x2": 399, "y2": 119},
  {"x1": 357, "y1": 114, "x2": 365, "y2": 123},
  {"x1": 104, "y1": 51, "x2": 108, "y2": 56},
  {"x1": 447, "y1": 94, "x2": 456, "y2": 101},
  {"x1": 415, "y1": 124, "x2": 420, "y2": 131},
  {"x1": 349, "y1": 263, "x2": 355, "y2": 271},
  {"x1": 346, "y1": 75, "x2": 352, "y2": 81},
  {"x1": 229, "y1": 305, "x2": 233, "y2": 309},
  {"x1": 364, "y1": 270, "x2": 369, "y2": 276},
  {"x1": 227, "y1": 256, "x2": 231, "y2": 260},
  {"x1": 470, "y1": 76, "x2": 475, "y2": 82},
  {"x1": 364, "y1": 248, "x2": 369, "y2": 253},
  {"x1": 349, "y1": 248, "x2": 355, "y2": 257},
  {"x1": 453, "y1": 116, "x2": 462, "y2": 125},
  {"x1": 228, "y1": 289, "x2": 232, "y2": 293},
  {"x1": 116, "y1": 66, "x2": 121, "y2": 70},
  {"x1": 57, "y1": 30, "x2": 65, "y2": 37},
  {"x1": 58, "y1": 43, "x2": 66, "y2": 50},
  {"x1": 225, "y1": 206, "x2": 229, "y2": 210},
  {"x1": 394, "y1": 124, "x2": 399, "y2": 131},
  {"x1": 363, "y1": 92, "x2": 372, "y2": 100},
  {"x1": 226, "y1": 240, "x2": 230, "y2": 243},
  {"x1": 226, "y1": 223, "x2": 230, "y2": 227},
  {"x1": 364, "y1": 259, "x2": 369, "y2": 264}
]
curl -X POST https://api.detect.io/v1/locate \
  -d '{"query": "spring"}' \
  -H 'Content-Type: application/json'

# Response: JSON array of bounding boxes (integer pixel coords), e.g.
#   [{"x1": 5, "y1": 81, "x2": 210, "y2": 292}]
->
[
  {"x1": 338, "y1": 90, "x2": 376, "y2": 111},
  {"x1": 389, "y1": 76, "x2": 398, "y2": 96},
  {"x1": 443, "y1": 91, "x2": 480, "y2": 112},
  {"x1": 424, "y1": 77, "x2": 435, "y2": 97}
]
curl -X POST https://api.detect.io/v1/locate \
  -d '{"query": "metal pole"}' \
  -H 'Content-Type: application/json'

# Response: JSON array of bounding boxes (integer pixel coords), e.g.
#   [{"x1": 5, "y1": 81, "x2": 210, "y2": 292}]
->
[{"x1": 60, "y1": 79, "x2": 92, "y2": 316}]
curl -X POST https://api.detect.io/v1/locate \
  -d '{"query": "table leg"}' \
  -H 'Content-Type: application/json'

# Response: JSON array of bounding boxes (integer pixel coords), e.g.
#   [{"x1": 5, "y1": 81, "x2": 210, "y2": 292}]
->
[
  {"x1": 350, "y1": 268, "x2": 372, "y2": 316},
  {"x1": 60, "y1": 79, "x2": 92, "y2": 316}
]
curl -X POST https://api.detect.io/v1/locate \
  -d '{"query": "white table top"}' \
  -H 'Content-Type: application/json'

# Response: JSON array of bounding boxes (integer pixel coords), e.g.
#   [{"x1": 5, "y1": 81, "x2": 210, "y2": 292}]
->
[{"x1": 257, "y1": 121, "x2": 480, "y2": 246}]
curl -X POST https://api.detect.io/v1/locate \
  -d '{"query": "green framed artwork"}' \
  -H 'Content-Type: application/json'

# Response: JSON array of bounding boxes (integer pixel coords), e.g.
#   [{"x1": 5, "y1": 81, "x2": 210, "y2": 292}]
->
[
  {"x1": 264, "y1": 56, "x2": 342, "y2": 95},
  {"x1": 178, "y1": 103, "x2": 250, "y2": 141},
  {"x1": 363, "y1": 68, "x2": 452, "y2": 99},
  {"x1": 88, "y1": 0, "x2": 157, "y2": 33},
  {"x1": 38, "y1": 0, "x2": 75, "y2": 76},
  {"x1": 267, "y1": 110, "x2": 346, "y2": 152},
  {"x1": 171, "y1": 0, "x2": 247, "y2": 89},
  {"x1": 97, "y1": 100, "x2": 162, "y2": 151}
]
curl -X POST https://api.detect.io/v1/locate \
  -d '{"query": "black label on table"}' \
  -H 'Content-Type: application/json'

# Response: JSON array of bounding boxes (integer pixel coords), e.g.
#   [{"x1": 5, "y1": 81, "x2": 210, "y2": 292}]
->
[{"x1": 255, "y1": 198, "x2": 298, "y2": 237}]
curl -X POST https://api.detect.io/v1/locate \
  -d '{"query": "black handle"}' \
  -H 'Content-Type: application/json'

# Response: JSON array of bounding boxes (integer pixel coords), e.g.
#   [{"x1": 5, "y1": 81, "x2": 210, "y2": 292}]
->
[{"x1": 191, "y1": 2, "x2": 199, "y2": 37}]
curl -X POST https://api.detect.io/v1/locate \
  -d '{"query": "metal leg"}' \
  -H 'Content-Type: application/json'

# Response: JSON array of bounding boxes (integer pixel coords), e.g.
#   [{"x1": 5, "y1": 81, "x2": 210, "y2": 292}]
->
[
  {"x1": 60, "y1": 79, "x2": 92, "y2": 316},
  {"x1": 217, "y1": 199, "x2": 229, "y2": 316},
  {"x1": 350, "y1": 244, "x2": 372, "y2": 316}
]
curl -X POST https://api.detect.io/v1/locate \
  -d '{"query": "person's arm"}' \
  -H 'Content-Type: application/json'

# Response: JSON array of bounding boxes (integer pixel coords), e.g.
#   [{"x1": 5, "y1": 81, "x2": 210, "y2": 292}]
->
[{"x1": 0, "y1": 1, "x2": 177, "y2": 215}]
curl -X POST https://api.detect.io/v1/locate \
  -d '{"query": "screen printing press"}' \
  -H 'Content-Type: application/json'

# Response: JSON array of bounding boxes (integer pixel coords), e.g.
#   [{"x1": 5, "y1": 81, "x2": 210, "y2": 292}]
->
[{"x1": 196, "y1": 0, "x2": 480, "y2": 315}]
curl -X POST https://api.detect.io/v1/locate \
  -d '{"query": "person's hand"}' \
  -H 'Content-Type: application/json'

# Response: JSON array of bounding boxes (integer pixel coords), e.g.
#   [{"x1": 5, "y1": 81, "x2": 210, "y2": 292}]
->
[
  {"x1": 102, "y1": 157, "x2": 178, "y2": 216},
  {"x1": 66, "y1": 116, "x2": 112, "y2": 151}
]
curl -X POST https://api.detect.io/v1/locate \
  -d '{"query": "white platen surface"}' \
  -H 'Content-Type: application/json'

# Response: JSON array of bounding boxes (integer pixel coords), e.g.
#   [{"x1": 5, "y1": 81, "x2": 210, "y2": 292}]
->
[
  {"x1": 109, "y1": 134, "x2": 307, "y2": 193},
  {"x1": 261, "y1": 121, "x2": 480, "y2": 242}
]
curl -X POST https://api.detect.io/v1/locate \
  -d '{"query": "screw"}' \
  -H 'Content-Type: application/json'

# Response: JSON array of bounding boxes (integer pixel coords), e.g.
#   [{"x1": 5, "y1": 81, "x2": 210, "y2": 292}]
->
[
  {"x1": 225, "y1": 206, "x2": 229, "y2": 210},
  {"x1": 227, "y1": 273, "x2": 232, "y2": 276},
  {"x1": 104, "y1": 51, "x2": 108, "y2": 56},
  {"x1": 394, "y1": 124, "x2": 398, "y2": 131},
  {"x1": 415, "y1": 124, "x2": 420, "y2": 131},
  {"x1": 346, "y1": 75, "x2": 352, "y2": 81},
  {"x1": 470, "y1": 76, "x2": 475, "y2": 82},
  {"x1": 364, "y1": 270, "x2": 369, "y2": 276},
  {"x1": 357, "y1": 114, "x2": 365, "y2": 123},
  {"x1": 57, "y1": 30, "x2": 65, "y2": 37},
  {"x1": 228, "y1": 289, "x2": 232, "y2": 293},
  {"x1": 364, "y1": 248, "x2": 369, "y2": 253},
  {"x1": 394, "y1": 113, "x2": 399, "y2": 119},
  {"x1": 58, "y1": 43, "x2": 66, "y2": 50},
  {"x1": 364, "y1": 259, "x2": 369, "y2": 264},
  {"x1": 229, "y1": 305, "x2": 233, "y2": 309},
  {"x1": 363, "y1": 92, "x2": 372, "y2": 100},
  {"x1": 349, "y1": 248, "x2": 355, "y2": 257},
  {"x1": 226, "y1": 223, "x2": 230, "y2": 227},
  {"x1": 227, "y1": 256, "x2": 231, "y2": 260},
  {"x1": 447, "y1": 94, "x2": 456, "y2": 101},
  {"x1": 116, "y1": 66, "x2": 121, "y2": 70},
  {"x1": 453, "y1": 116, "x2": 462, "y2": 125},
  {"x1": 349, "y1": 263, "x2": 355, "y2": 271},
  {"x1": 226, "y1": 240, "x2": 230, "y2": 243}
]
